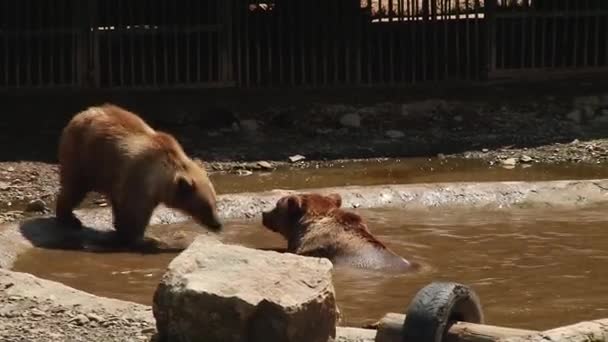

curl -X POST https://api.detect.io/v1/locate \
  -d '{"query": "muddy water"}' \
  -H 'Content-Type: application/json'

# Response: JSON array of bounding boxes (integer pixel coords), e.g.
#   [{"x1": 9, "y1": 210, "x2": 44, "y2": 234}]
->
[
  {"x1": 14, "y1": 206, "x2": 608, "y2": 330},
  {"x1": 210, "y1": 158, "x2": 608, "y2": 194}
]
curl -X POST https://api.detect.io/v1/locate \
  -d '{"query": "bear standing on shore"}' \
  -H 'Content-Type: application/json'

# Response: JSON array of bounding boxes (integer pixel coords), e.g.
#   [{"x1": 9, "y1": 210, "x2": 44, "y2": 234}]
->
[
  {"x1": 56, "y1": 104, "x2": 223, "y2": 245},
  {"x1": 262, "y1": 193, "x2": 412, "y2": 271}
]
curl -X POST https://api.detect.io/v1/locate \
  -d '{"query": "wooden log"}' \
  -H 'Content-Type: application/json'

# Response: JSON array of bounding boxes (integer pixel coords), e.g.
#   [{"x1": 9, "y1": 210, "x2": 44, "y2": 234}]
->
[
  {"x1": 498, "y1": 318, "x2": 608, "y2": 342},
  {"x1": 375, "y1": 313, "x2": 537, "y2": 342}
]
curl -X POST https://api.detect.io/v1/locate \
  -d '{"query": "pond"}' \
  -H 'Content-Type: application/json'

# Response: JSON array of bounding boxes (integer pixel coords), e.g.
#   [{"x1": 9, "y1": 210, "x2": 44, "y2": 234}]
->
[{"x1": 14, "y1": 205, "x2": 608, "y2": 331}]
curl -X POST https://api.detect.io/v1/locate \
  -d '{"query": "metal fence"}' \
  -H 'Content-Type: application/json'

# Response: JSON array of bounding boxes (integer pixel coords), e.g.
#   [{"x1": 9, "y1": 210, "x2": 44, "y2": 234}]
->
[{"x1": 0, "y1": 0, "x2": 607, "y2": 89}]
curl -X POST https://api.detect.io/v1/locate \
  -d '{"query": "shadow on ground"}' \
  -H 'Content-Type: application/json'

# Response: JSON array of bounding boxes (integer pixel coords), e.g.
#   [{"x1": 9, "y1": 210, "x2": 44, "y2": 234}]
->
[{"x1": 18, "y1": 217, "x2": 192, "y2": 254}]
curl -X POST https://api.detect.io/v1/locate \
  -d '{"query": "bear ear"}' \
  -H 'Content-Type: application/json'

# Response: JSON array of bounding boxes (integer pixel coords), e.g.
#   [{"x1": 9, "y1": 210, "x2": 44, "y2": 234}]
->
[
  {"x1": 176, "y1": 175, "x2": 194, "y2": 197},
  {"x1": 286, "y1": 195, "x2": 303, "y2": 216},
  {"x1": 327, "y1": 193, "x2": 342, "y2": 208}
]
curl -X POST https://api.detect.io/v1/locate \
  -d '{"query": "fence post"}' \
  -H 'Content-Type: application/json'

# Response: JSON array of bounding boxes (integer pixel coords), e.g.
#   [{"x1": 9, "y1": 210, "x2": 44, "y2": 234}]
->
[{"x1": 484, "y1": 0, "x2": 497, "y2": 80}]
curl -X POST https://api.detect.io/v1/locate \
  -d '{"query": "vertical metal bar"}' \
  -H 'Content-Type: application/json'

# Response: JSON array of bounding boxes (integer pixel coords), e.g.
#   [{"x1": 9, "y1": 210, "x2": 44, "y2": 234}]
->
[
  {"x1": 37, "y1": 1, "x2": 43, "y2": 85},
  {"x1": 229, "y1": 0, "x2": 235, "y2": 83},
  {"x1": 162, "y1": 0, "x2": 168, "y2": 85},
  {"x1": 245, "y1": 0, "x2": 251, "y2": 86},
  {"x1": 410, "y1": 0, "x2": 416, "y2": 82},
  {"x1": 184, "y1": 0, "x2": 190, "y2": 84},
  {"x1": 254, "y1": 4, "x2": 261, "y2": 85},
  {"x1": 355, "y1": 0, "x2": 363, "y2": 85},
  {"x1": 509, "y1": 0, "x2": 515, "y2": 69},
  {"x1": 388, "y1": 0, "x2": 395, "y2": 83},
  {"x1": 332, "y1": 0, "x2": 339, "y2": 84},
  {"x1": 540, "y1": 0, "x2": 546, "y2": 67},
  {"x1": 582, "y1": 0, "x2": 589, "y2": 67},
  {"x1": 343, "y1": 0, "x2": 351, "y2": 85},
  {"x1": 118, "y1": 0, "x2": 125, "y2": 86},
  {"x1": 289, "y1": 0, "x2": 296, "y2": 85},
  {"x1": 24, "y1": 0, "x2": 31, "y2": 86},
  {"x1": 129, "y1": 0, "x2": 136, "y2": 85},
  {"x1": 299, "y1": 0, "x2": 307, "y2": 85},
  {"x1": 550, "y1": 0, "x2": 557, "y2": 68},
  {"x1": 266, "y1": 1, "x2": 273, "y2": 85},
  {"x1": 173, "y1": 1, "x2": 180, "y2": 84},
  {"x1": 430, "y1": 0, "x2": 437, "y2": 80},
  {"x1": 421, "y1": 0, "x2": 428, "y2": 81},
  {"x1": 232, "y1": 0, "x2": 239, "y2": 85},
  {"x1": 572, "y1": 0, "x2": 579, "y2": 67},
  {"x1": 5, "y1": 0, "x2": 11, "y2": 86},
  {"x1": 151, "y1": 0, "x2": 157, "y2": 86},
  {"x1": 398, "y1": 0, "x2": 405, "y2": 83},
  {"x1": 310, "y1": 0, "x2": 318, "y2": 86},
  {"x1": 139, "y1": 0, "x2": 147, "y2": 86},
  {"x1": 441, "y1": 0, "x2": 448, "y2": 79},
  {"x1": 561, "y1": 0, "x2": 568, "y2": 67},
  {"x1": 276, "y1": 0, "x2": 283, "y2": 85},
  {"x1": 364, "y1": 0, "x2": 371, "y2": 84},
  {"x1": 106, "y1": 0, "x2": 113, "y2": 87},
  {"x1": 519, "y1": 0, "x2": 526, "y2": 69},
  {"x1": 530, "y1": 0, "x2": 536, "y2": 68},
  {"x1": 593, "y1": 1, "x2": 600, "y2": 66},
  {"x1": 195, "y1": 0, "x2": 201, "y2": 83},
  {"x1": 464, "y1": 0, "x2": 471, "y2": 79},
  {"x1": 58, "y1": 0, "x2": 65, "y2": 86},
  {"x1": 322, "y1": 0, "x2": 329, "y2": 85}
]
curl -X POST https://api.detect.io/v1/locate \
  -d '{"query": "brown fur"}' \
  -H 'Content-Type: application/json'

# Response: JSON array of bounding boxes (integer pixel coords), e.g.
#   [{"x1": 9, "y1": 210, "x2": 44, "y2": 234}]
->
[
  {"x1": 56, "y1": 104, "x2": 222, "y2": 245},
  {"x1": 262, "y1": 193, "x2": 411, "y2": 270}
]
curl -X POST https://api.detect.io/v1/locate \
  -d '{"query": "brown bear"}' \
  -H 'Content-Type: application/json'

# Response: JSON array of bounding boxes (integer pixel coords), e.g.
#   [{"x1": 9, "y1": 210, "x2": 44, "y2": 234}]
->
[
  {"x1": 56, "y1": 103, "x2": 222, "y2": 245},
  {"x1": 262, "y1": 193, "x2": 412, "y2": 271}
]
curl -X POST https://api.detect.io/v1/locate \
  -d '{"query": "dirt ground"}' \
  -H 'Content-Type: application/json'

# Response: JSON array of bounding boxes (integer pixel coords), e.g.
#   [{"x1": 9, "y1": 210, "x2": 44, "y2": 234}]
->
[{"x1": 1, "y1": 79, "x2": 607, "y2": 223}]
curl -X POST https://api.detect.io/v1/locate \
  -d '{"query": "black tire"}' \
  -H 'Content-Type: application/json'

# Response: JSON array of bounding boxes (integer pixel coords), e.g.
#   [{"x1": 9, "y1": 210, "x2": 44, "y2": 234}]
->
[{"x1": 402, "y1": 282, "x2": 484, "y2": 342}]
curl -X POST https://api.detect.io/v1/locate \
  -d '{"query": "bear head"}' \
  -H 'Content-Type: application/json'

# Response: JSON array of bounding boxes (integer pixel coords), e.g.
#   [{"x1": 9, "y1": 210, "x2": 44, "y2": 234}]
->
[{"x1": 262, "y1": 193, "x2": 342, "y2": 238}]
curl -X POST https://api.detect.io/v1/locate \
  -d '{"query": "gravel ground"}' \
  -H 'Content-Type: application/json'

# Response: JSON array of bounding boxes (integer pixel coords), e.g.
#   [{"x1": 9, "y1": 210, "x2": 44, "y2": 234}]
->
[{"x1": 0, "y1": 270, "x2": 157, "y2": 342}]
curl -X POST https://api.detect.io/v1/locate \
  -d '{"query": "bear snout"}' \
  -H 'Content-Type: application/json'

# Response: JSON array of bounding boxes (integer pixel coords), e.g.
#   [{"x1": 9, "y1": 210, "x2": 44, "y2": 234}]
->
[
  {"x1": 202, "y1": 210, "x2": 223, "y2": 232},
  {"x1": 261, "y1": 211, "x2": 277, "y2": 231}
]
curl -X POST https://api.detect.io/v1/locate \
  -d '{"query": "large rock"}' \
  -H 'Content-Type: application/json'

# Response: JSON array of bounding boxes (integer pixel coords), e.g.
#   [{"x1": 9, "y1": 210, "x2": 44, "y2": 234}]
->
[{"x1": 153, "y1": 236, "x2": 337, "y2": 342}]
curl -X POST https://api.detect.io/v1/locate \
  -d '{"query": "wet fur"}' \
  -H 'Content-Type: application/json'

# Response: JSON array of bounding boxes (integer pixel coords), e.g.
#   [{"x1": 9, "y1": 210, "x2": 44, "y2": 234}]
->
[
  {"x1": 262, "y1": 193, "x2": 411, "y2": 271},
  {"x1": 56, "y1": 104, "x2": 222, "y2": 245}
]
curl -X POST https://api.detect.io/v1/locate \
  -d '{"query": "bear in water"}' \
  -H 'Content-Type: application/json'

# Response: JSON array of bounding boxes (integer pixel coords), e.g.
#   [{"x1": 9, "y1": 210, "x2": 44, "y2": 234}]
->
[
  {"x1": 262, "y1": 193, "x2": 411, "y2": 271},
  {"x1": 56, "y1": 104, "x2": 222, "y2": 245}
]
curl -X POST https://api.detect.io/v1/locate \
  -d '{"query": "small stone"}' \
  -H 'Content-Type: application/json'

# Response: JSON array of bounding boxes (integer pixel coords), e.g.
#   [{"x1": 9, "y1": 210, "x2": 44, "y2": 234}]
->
[
  {"x1": 141, "y1": 327, "x2": 156, "y2": 334},
  {"x1": 7, "y1": 167, "x2": 14, "y2": 172},
  {"x1": 339, "y1": 113, "x2": 361, "y2": 128},
  {"x1": 500, "y1": 158, "x2": 517, "y2": 166},
  {"x1": 25, "y1": 199, "x2": 47, "y2": 213},
  {"x1": 566, "y1": 109, "x2": 583, "y2": 123},
  {"x1": 288, "y1": 154, "x2": 306, "y2": 163},
  {"x1": 482, "y1": 148, "x2": 489, "y2": 153},
  {"x1": 236, "y1": 170, "x2": 253, "y2": 176},
  {"x1": 436, "y1": 153, "x2": 446, "y2": 160},
  {"x1": 240, "y1": 120, "x2": 259, "y2": 133},
  {"x1": 315, "y1": 128, "x2": 333, "y2": 135},
  {"x1": 257, "y1": 161, "x2": 273, "y2": 170},
  {"x1": 99, "y1": 202, "x2": 108, "y2": 207},
  {"x1": 0, "y1": 181, "x2": 9, "y2": 190},
  {"x1": 70, "y1": 314, "x2": 90, "y2": 325},
  {"x1": 385, "y1": 130, "x2": 405, "y2": 139},
  {"x1": 571, "y1": 139, "x2": 580, "y2": 145},
  {"x1": 30, "y1": 309, "x2": 46, "y2": 317},
  {"x1": 87, "y1": 313, "x2": 104, "y2": 322},
  {"x1": 520, "y1": 155, "x2": 533, "y2": 163}
]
